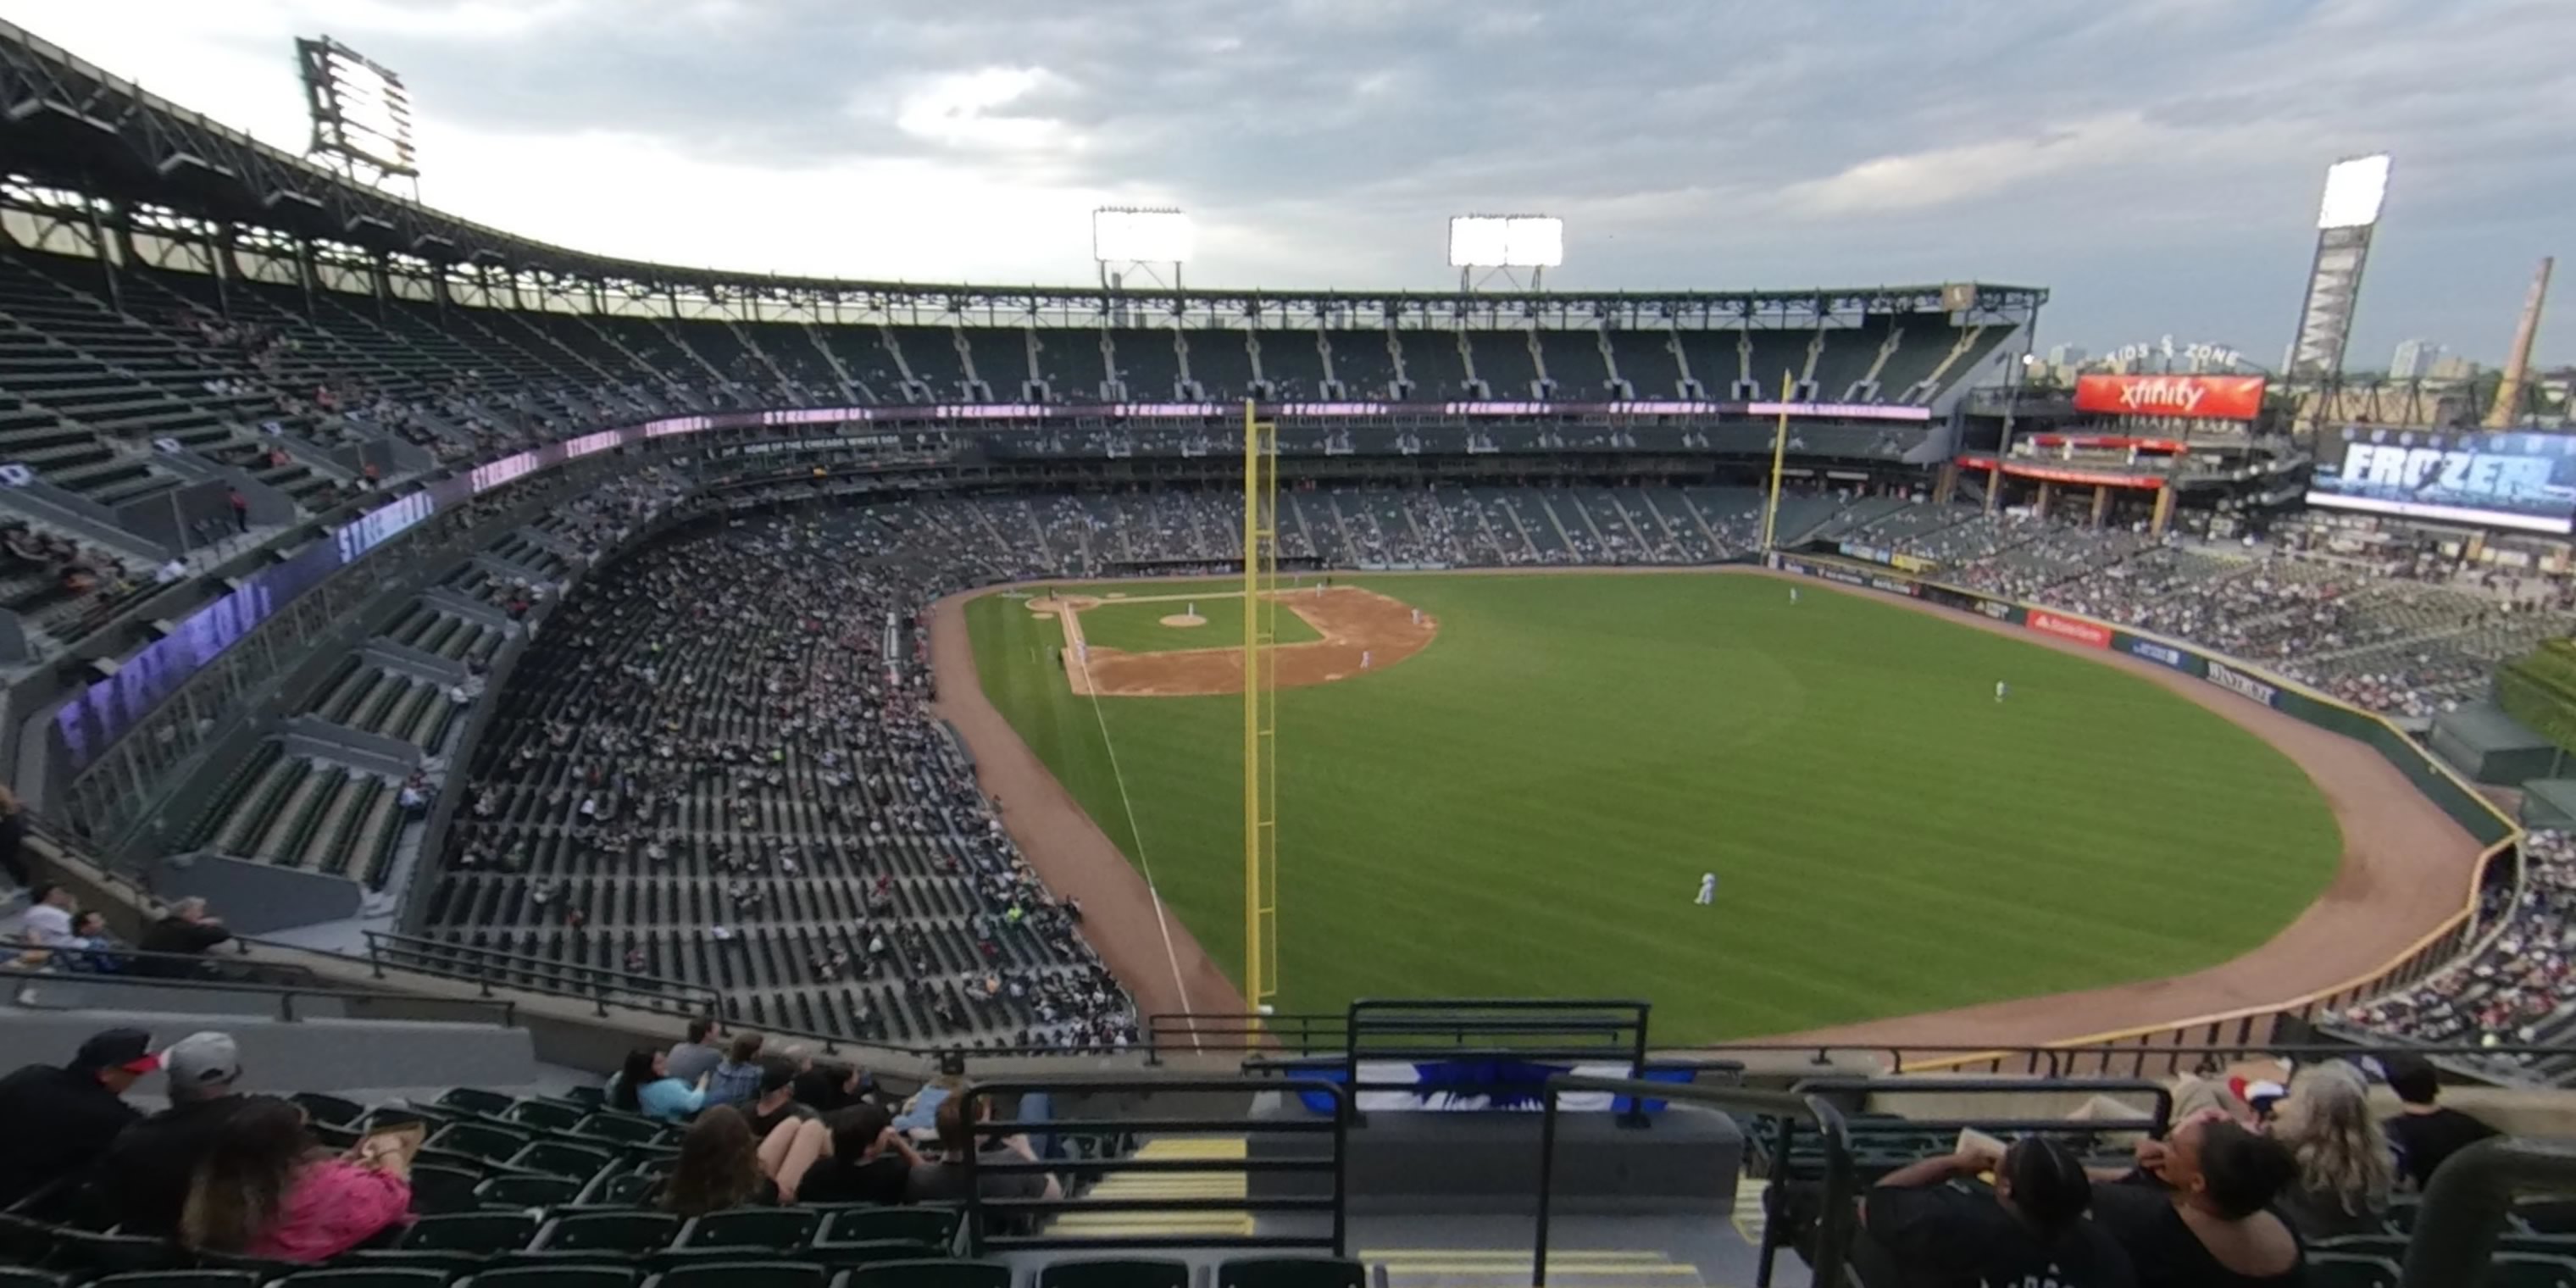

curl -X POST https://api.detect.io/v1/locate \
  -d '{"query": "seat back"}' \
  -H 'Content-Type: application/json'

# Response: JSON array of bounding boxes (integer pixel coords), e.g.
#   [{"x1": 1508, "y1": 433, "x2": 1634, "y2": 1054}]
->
[
  {"x1": 274, "y1": 1269, "x2": 456, "y2": 1288},
  {"x1": 409, "y1": 1165, "x2": 489, "y2": 1216},
  {"x1": 476, "y1": 1175, "x2": 584, "y2": 1210},
  {"x1": 403, "y1": 1213, "x2": 540, "y2": 1253},
  {"x1": 441, "y1": 1088, "x2": 521, "y2": 1117},
  {"x1": 2305, "y1": 1252, "x2": 2400, "y2": 1288},
  {"x1": 458, "y1": 1269, "x2": 638, "y2": 1288},
  {"x1": 845, "y1": 1263, "x2": 1009, "y2": 1288},
  {"x1": 538, "y1": 1213, "x2": 682, "y2": 1252},
  {"x1": 648, "y1": 1263, "x2": 825, "y2": 1288},
  {"x1": 2489, "y1": 1252, "x2": 2576, "y2": 1288},
  {"x1": 1212, "y1": 1258, "x2": 1368, "y2": 1288},
  {"x1": 1036, "y1": 1258, "x2": 1192, "y2": 1288},
  {"x1": 677, "y1": 1209, "x2": 820, "y2": 1249},
  {"x1": 86, "y1": 1274, "x2": 261, "y2": 1288},
  {"x1": 818, "y1": 1208, "x2": 960, "y2": 1251}
]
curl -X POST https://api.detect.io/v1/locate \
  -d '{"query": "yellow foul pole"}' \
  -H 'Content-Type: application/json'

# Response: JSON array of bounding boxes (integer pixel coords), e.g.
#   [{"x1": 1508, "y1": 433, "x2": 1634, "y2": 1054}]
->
[
  {"x1": 1240, "y1": 401, "x2": 1279, "y2": 1019},
  {"x1": 1760, "y1": 369, "x2": 1794, "y2": 550},
  {"x1": 1241, "y1": 400, "x2": 1263, "y2": 1014}
]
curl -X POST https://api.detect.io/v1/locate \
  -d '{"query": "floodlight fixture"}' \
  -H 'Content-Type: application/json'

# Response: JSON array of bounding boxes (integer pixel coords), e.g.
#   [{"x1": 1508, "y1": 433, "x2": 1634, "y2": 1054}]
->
[
  {"x1": 2316, "y1": 153, "x2": 2391, "y2": 230},
  {"x1": 1092, "y1": 206, "x2": 1191, "y2": 292},
  {"x1": 297, "y1": 35, "x2": 419, "y2": 195},
  {"x1": 1448, "y1": 214, "x2": 1563, "y2": 291}
]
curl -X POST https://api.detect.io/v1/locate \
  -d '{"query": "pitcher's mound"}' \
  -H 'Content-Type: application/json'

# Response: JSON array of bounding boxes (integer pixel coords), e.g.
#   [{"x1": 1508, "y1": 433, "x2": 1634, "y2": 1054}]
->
[{"x1": 1159, "y1": 613, "x2": 1208, "y2": 628}]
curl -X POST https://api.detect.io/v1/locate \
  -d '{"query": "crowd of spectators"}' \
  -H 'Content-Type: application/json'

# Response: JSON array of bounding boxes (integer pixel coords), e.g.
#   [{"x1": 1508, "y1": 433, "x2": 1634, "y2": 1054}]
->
[
  {"x1": 2339, "y1": 830, "x2": 2576, "y2": 1077},
  {"x1": 432, "y1": 508, "x2": 1134, "y2": 1051}
]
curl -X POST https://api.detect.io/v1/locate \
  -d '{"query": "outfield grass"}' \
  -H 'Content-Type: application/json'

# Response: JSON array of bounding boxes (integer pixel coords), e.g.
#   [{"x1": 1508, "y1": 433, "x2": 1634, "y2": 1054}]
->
[
  {"x1": 1071, "y1": 592, "x2": 1323, "y2": 655},
  {"x1": 966, "y1": 573, "x2": 2342, "y2": 1040}
]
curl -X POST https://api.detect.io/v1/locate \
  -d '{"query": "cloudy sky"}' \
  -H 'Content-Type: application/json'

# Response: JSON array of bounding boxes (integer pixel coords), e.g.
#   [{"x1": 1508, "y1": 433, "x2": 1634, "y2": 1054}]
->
[{"x1": 12, "y1": 0, "x2": 2573, "y2": 369}]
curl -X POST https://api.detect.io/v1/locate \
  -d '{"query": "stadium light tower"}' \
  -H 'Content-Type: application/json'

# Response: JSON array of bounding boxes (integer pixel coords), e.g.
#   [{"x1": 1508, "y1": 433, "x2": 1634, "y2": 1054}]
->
[
  {"x1": 1093, "y1": 207, "x2": 1193, "y2": 293},
  {"x1": 1448, "y1": 214, "x2": 1563, "y2": 291},
  {"x1": 296, "y1": 36, "x2": 419, "y2": 197},
  {"x1": 2283, "y1": 153, "x2": 2390, "y2": 384}
]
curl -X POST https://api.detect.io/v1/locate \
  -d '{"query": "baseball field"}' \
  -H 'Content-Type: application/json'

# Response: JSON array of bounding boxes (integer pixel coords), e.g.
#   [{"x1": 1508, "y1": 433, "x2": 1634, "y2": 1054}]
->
[{"x1": 962, "y1": 572, "x2": 2344, "y2": 1041}]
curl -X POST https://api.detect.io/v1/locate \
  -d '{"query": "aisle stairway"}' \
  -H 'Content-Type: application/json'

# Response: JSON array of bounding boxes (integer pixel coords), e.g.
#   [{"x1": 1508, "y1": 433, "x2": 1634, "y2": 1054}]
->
[
  {"x1": 1370, "y1": 1246, "x2": 1713, "y2": 1288},
  {"x1": 1049, "y1": 1135, "x2": 1254, "y2": 1241}
]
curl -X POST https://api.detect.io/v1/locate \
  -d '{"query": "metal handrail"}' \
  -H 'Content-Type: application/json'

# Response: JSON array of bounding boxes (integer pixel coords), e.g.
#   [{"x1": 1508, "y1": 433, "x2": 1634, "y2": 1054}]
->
[
  {"x1": 2402, "y1": 1136, "x2": 2576, "y2": 1287},
  {"x1": 957, "y1": 1075, "x2": 1350, "y2": 1256},
  {"x1": 361, "y1": 930, "x2": 724, "y2": 1020},
  {"x1": 1534, "y1": 1074, "x2": 1852, "y2": 1288},
  {"x1": 1341, "y1": 999, "x2": 1651, "y2": 1110}
]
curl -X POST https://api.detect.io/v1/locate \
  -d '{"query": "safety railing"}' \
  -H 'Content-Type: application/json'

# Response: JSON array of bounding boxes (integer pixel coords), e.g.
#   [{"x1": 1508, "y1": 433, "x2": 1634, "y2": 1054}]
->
[
  {"x1": 1653, "y1": 1038, "x2": 2571, "y2": 1081},
  {"x1": 3, "y1": 944, "x2": 519, "y2": 1027},
  {"x1": 360, "y1": 930, "x2": 724, "y2": 1021},
  {"x1": 1532, "y1": 1074, "x2": 1854, "y2": 1288},
  {"x1": 958, "y1": 1075, "x2": 1349, "y2": 1256},
  {"x1": 1788, "y1": 1074, "x2": 2173, "y2": 1137}
]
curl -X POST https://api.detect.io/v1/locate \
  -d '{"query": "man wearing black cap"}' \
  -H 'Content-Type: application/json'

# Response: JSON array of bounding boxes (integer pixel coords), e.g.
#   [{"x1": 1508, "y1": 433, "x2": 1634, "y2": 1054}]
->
[
  {"x1": 93, "y1": 1031, "x2": 267, "y2": 1235},
  {"x1": 0, "y1": 1027, "x2": 156, "y2": 1207}
]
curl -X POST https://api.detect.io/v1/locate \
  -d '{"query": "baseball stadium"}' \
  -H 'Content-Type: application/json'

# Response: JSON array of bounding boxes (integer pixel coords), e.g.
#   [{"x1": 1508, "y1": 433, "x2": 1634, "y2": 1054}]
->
[{"x1": 0, "y1": 15, "x2": 2569, "y2": 1288}]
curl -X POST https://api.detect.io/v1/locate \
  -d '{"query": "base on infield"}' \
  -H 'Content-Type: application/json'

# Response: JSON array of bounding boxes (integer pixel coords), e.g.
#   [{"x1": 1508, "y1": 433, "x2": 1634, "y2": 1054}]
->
[{"x1": 1035, "y1": 586, "x2": 1435, "y2": 697}]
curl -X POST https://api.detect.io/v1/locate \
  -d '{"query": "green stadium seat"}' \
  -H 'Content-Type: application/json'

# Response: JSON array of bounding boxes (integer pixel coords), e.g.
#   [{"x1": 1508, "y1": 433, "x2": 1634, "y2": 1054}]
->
[
  {"x1": 432, "y1": 1124, "x2": 536, "y2": 1164},
  {"x1": 2489, "y1": 1253, "x2": 2576, "y2": 1287},
  {"x1": 1036, "y1": 1258, "x2": 1192, "y2": 1288},
  {"x1": 477, "y1": 1175, "x2": 585, "y2": 1209},
  {"x1": 804, "y1": 1242, "x2": 937, "y2": 1272},
  {"x1": 411, "y1": 1165, "x2": 490, "y2": 1216},
  {"x1": 840, "y1": 1263, "x2": 1008, "y2": 1288},
  {"x1": 2312, "y1": 1234, "x2": 2410, "y2": 1263},
  {"x1": 291, "y1": 1092, "x2": 368, "y2": 1127},
  {"x1": 2306, "y1": 1253, "x2": 2399, "y2": 1288},
  {"x1": 676, "y1": 1210, "x2": 820, "y2": 1249},
  {"x1": 44, "y1": 1229, "x2": 185, "y2": 1274},
  {"x1": 404, "y1": 1212, "x2": 541, "y2": 1253},
  {"x1": 1211, "y1": 1259, "x2": 1368, "y2": 1288},
  {"x1": 816, "y1": 1209, "x2": 961, "y2": 1251},
  {"x1": 508, "y1": 1141, "x2": 618, "y2": 1180},
  {"x1": 505, "y1": 1101, "x2": 591, "y2": 1133},
  {"x1": 340, "y1": 1252, "x2": 491, "y2": 1277},
  {"x1": 645, "y1": 1263, "x2": 825, "y2": 1288},
  {"x1": 86, "y1": 1274, "x2": 259, "y2": 1288},
  {"x1": 534, "y1": 1213, "x2": 683, "y2": 1254},
  {"x1": 277, "y1": 1269, "x2": 454, "y2": 1288},
  {"x1": 458, "y1": 1269, "x2": 638, "y2": 1288},
  {"x1": 565, "y1": 1087, "x2": 606, "y2": 1108},
  {"x1": 442, "y1": 1088, "x2": 522, "y2": 1117},
  {"x1": 2524, "y1": 1202, "x2": 2576, "y2": 1235},
  {"x1": 578, "y1": 1174, "x2": 657, "y2": 1208},
  {"x1": 0, "y1": 1271, "x2": 64, "y2": 1288},
  {"x1": 572, "y1": 1115, "x2": 665, "y2": 1146}
]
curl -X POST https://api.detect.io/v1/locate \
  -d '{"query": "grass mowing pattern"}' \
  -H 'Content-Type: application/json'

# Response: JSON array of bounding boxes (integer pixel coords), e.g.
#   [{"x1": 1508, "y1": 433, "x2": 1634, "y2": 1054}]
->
[
  {"x1": 967, "y1": 573, "x2": 2341, "y2": 1041},
  {"x1": 1072, "y1": 593, "x2": 1323, "y2": 655}
]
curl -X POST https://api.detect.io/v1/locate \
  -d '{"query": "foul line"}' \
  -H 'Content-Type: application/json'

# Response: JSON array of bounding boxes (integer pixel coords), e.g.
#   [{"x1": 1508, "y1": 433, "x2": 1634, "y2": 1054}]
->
[{"x1": 1063, "y1": 606, "x2": 1204, "y2": 1049}]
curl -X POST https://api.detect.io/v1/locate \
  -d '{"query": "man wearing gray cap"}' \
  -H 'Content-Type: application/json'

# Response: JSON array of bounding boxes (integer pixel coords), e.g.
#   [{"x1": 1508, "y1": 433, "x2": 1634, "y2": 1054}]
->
[{"x1": 94, "y1": 1031, "x2": 265, "y2": 1235}]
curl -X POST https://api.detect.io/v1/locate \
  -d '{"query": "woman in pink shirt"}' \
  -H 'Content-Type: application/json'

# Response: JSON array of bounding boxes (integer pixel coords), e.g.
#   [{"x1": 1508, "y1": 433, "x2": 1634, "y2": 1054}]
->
[{"x1": 180, "y1": 1100, "x2": 413, "y2": 1262}]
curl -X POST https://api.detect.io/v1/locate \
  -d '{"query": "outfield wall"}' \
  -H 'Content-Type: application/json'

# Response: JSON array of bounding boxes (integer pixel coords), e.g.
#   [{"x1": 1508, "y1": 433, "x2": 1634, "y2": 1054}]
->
[{"x1": 1768, "y1": 550, "x2": 2523, "y2": 1073}]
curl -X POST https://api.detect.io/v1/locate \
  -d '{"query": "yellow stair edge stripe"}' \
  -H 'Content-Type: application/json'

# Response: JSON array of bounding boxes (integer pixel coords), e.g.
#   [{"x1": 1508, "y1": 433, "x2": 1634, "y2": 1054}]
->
[{"x1": 1135, "y1": 1140, "x2": 1248, "y2": 1158}]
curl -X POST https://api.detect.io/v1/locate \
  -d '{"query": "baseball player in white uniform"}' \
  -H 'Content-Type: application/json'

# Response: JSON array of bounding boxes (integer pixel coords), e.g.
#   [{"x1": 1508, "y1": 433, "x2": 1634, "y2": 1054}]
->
[{"x1": 1695, "y1": 872, "x2": 1718, "y2": 907}]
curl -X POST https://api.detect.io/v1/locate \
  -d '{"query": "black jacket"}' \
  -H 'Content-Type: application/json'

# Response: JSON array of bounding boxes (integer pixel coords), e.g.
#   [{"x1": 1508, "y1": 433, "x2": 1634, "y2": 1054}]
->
[
  {"x1": 92, "y1": 1094, "x2": 269, "y2": 1235},
  {"x1": 0, "y1": 1063, "x2": 141, "y2": 1208}
]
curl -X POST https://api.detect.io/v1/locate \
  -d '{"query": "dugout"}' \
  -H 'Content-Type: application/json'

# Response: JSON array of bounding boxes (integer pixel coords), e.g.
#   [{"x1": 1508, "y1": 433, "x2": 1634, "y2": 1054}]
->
[{"x1": 2428, "y1": 701, "x2": 2562, "y2": 786}]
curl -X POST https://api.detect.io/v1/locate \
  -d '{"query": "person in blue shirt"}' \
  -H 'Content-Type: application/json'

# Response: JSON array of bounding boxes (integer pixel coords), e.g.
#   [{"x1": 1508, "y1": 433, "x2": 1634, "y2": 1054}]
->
[{"x1": 608, "y1": 1047, "x2": 705, "y2": 1123}]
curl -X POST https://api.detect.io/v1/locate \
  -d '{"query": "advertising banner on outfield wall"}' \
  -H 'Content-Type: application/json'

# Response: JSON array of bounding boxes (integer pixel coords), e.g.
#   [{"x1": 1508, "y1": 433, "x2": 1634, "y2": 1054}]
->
[
  {"x1": 2113, "y1": 633, "x2": 2206, "y2": 679},
  {"x1": 1771, "y1": 553, "x2": 2518, "y2": 847},
  {"x1": 2072, "y1": 373, "x2": 2268, "y2": 421},
  {"x1": 2024, "y1": 609, "x2": 2112, "y2": 648}
]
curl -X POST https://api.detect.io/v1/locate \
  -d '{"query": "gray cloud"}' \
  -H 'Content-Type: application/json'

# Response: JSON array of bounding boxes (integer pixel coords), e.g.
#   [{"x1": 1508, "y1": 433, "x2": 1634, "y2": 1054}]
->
[{"x1": 260, "y1": 0, "x2": 2576, "y2": 363}]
